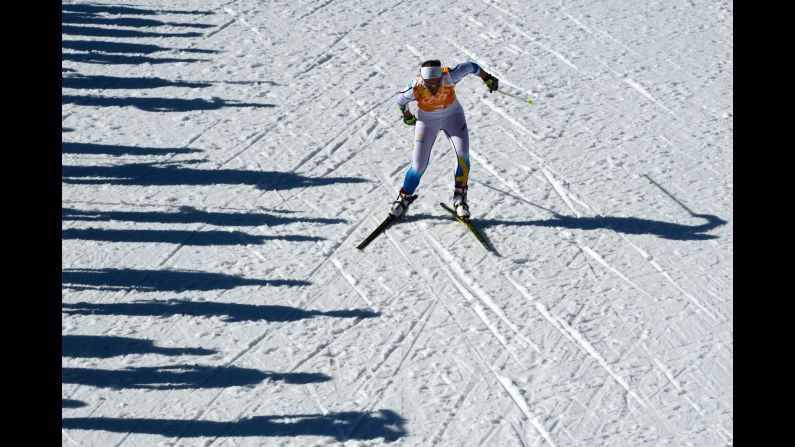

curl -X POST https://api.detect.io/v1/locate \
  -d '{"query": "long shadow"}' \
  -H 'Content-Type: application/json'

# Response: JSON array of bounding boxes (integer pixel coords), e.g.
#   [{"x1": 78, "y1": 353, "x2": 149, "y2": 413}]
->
[
  {"x1": 62, "y1": 409, "x2": 407, "y2": 441},
  {"x1": 62, "y1": 40, "x2": 216, "y2": 54},
  {"x1": 62, "y1": 399, "x2": 87, "y2": 408},
  {"x1": 61, "y1": 163, "x2": 368, "y2": 190},
  {"x1": 62, "y1": 75, "x2": 212, "y2": 90},
  {"x1": 62, "y1": 335, "x2": 215, "y2": 358},
  {"x1": 62, "y1": 268, "x2": 310, "y2": 292},
  {"x1": 62, "y1": 4, "x2": 213, "y2": 15},
  {"x1": 62, "y1": 52, "x2": 208, "y2": 65},
  {"x1": 62, "y1": 13, "x2": 214, "y2": 28},
  {"x1": 63, "y1": 299, "x2": 380, "y2": 323},
  {"x1": 62, "y1": 25, "x2": 202, "y2": 38},
  {"x1": 62, "y1": 365, "x2": 330, "y2": 389},
  {"x1": 62, "y1": 228, "x2": 323, "y2": 245},
  {"x1": 476, "y1": 214, "x2": 728, "y2": 241},
  {"x1": 62, "y1": 207, "x2": 346, "y2": 227},
  {"x1": 62, "y1": 142, "x2": 201, "y2": 156},
  {"x1": 62, "y1": 95, "x2": 275, "y2": 112}
]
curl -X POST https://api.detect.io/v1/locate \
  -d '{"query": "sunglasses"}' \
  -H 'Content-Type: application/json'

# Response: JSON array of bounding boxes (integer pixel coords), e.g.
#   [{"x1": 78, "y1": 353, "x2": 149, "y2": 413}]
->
[{"x1": 423, "y1": 78, "x2": 443, "y2": 87}]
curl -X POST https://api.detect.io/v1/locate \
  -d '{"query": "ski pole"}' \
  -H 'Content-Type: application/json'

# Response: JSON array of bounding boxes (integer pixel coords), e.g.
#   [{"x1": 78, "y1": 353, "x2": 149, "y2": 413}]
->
[{"x1": 496, "y1": 89, "x2": 533, "y2": 104}]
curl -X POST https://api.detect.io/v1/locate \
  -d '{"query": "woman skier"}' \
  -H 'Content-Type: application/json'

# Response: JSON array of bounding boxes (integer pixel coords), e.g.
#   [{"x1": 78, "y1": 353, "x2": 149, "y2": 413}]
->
[{"x1": 391, "y1": 59, "x2": 499, "y2": 218}]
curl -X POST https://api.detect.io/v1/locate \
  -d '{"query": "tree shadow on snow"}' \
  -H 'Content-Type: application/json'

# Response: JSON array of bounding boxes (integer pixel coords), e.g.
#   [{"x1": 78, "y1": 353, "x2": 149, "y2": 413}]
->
[
  {"x1": 61, "y1": 142, "x2": 202, "y2": 156},
  {"x1": 61, "y1": 163, "x2": 368, "y2": 190},
  {"x1": 62, "y1": 75, "x2": 212, "y2": 90},
  {"x1": 62, "y1": 207, "x2": 346, "y2": 227},
  {"x1": 61, "y1": 228, "x2": 323, "y2": 245},
  {"x1": 475, "y1": 214, "x2": 728, "y2": 241},
  {"x1": 62, "y1": 399, "x2": 87, "y2": 409},
  {"x1": 62, "y1": 40, "x2": 217, "y2": 55},
  {"x1": 61, "y1": 94, "x2": 275, "y2": 112},
  {"x1": 62, "y1": 409, "x2": 407, "y2": 441},
  {"x1": 62, "y1": 4, "x2": 213, "y2": 16},
  {"x1": 62, "y1": 52, "x2": 208, "y2": 65},
  {"x1": 62, "y1": 268, "x2": 309, "y2": 292},
  {"x1": 62, "y1": 365, "x2": 330, "y2": 389},
  {"x1": 60, "y1": 3, "x2": 212, "y2": 37},
  {"x1": 62, "y1": 25, "x2": 203, "y2": 39},
  {"x1": 62, "y1": 335, "x2": 215, "y2": 359},
  {"x1": 62, "y1": 12, "x2": 214, "y2": 29},
  {"x1": 63, "y1": 299, "x2": 380, "y2": 323}
]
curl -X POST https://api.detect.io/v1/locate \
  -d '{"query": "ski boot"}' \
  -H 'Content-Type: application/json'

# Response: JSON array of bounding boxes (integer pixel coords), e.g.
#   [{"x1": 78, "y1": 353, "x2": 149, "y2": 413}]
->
[
  {"x1": 453, "y1": 187, "x2": 470, "y2": 219},
  {"x1": 389, "y1": 191, "x2": 418, "y2": 217}
]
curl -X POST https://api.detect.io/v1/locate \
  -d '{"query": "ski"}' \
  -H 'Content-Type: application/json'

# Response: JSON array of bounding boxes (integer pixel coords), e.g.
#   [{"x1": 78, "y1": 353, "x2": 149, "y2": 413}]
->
[
  {"x1": 440, "y1": 202, "x2": 494, "y2": 253},
  {"x1": 356, "y1": 195, "x2": 418, "y2": 251},
  {"x1": 356, "y1": 215, "x2": 398, "y2": 250}
]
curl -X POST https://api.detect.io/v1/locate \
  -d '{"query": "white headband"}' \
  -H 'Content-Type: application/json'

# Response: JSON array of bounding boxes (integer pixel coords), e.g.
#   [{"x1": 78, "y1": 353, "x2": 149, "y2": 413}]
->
[{"x1": 420, "y1": 66, "x2": 442, "y2": 79}]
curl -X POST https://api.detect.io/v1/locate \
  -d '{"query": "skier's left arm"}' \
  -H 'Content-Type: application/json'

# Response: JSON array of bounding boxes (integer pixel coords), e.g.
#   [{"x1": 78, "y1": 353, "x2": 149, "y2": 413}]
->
[{"x1": 450, "y1": 61, "x2": 499, "y2": 93}]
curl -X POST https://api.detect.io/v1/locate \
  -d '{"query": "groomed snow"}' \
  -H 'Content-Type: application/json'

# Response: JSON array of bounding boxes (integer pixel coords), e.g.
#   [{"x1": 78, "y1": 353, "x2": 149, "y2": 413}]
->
[{"x1": 62, "y1": 0, "x2": 733, "y2": 445}]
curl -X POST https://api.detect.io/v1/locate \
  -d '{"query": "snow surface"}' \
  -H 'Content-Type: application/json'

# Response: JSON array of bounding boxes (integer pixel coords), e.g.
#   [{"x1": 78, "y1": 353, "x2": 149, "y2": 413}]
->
[{"x1": 62, "y1": 0, "x2": 733, "y2": 445}]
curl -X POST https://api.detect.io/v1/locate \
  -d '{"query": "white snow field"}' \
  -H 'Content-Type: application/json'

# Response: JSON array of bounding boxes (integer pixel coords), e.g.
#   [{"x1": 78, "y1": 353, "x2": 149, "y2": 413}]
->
[{"x1": 62, "y1": 0, "x2": 732, "y2": 445}]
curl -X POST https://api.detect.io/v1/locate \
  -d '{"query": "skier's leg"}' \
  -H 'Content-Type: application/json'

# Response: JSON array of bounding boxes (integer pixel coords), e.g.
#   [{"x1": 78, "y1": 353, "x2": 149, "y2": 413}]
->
[
  {"x1": 389, "y1": 119, "x2": 441, "y2": 216},
  {"x1": 442, "y1": 111, "x2": 471, "y2": 217},
  {"x1": 442, "y1": 111, "x2": 470, "y2": 190},
  {"x1": 400, "y1": 119, "x2": 441, "y2": 195}
]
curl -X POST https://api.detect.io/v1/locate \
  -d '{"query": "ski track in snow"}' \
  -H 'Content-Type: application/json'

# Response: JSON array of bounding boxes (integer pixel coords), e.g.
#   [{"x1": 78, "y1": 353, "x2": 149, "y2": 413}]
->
[
  {"x1": 62, "y1": 0, "x2": 731, "y2": 445},
  {"x1": 497, "y1": 124, "x2": 722, "y2": 324},
  {"x1": 480, "y1": 144, "x2": 727, "y2": 442},
  {"x1": 465, "y1": 113, "x2": 727, "y2": 438}
]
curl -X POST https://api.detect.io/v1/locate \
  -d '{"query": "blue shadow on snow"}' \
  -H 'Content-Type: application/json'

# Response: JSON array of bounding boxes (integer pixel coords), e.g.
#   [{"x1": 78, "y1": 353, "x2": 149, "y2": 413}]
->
[
  {"x1": 475, "y1": 214, "x2": 727, "y2": 241},
  {"x1": 61, "y1": 228, "x2": 323, "y2": 245},
  {"x1": 62, "y1": 4, "x2": 213, "y2": 16},
  {"x1": 61, "y1": 163, "x2": 368, "y2": 190},
  {"x1": 62, "y1": 365, "x2": 330, "y2": 389},
  {"x1": 62, "y1": 75, "x2": 212, "y2": 90},
  {"x1": 61, "y1": 142, "x2": 201, "y2": 156},
  {"x1": 62, "y1": 25, "x2": 202, "y2": 39},
  {"x1": 61, "y1": 4, "x2": 213, "y2": 66},
  {"x1": 62, "y1": 52, "x2": 208, "y2": 65},
  {"x1": 63, "y1": 299, "x2": 380, "y2": 323},
  {"x1": 62, "y1": 40, "x2": 217, "y2": 55},
  {"x1": 62, "y1": 399, "x2": 87, "y2": 409},
  {"x1": 62, "y1": 335, "x2": 215, "y2": 358},
  {"x1": 62, "y1": 268, "x2": 309, "y2": 292},
  {"x1": 62, "y1": 207, "x2": 347, "y2": 227},
  {"x1": 62, "y1": 12, "x2": 214, "y2": 29},
  {"x1": 62, "y1": 409, "x2": 407, "y2": 441},
  {"x1": 61, "y1": 94, "x2": 274, "y2": 112}
]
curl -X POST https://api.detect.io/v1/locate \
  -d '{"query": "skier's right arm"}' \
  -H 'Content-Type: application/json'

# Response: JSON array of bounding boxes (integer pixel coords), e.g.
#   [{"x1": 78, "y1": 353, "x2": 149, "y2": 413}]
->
[{"x1": 396, "y1": 80, "x2": 416, "y2": 124}]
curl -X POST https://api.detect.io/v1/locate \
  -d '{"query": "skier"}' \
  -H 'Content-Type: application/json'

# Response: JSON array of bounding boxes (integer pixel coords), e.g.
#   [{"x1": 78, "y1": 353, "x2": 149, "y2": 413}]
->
[{"x1": 390, "y1": 59, "x2": 499, "y2": 218}]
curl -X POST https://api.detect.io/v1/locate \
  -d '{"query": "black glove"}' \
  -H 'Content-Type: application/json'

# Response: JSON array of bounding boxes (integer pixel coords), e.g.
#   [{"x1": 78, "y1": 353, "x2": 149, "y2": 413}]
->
[
  {"x1": 403, "y1": 113, "x2": 417, "y2": 126},
  {"x1": 483, "y1": 74, "x2": 499, "y2": 93}
]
